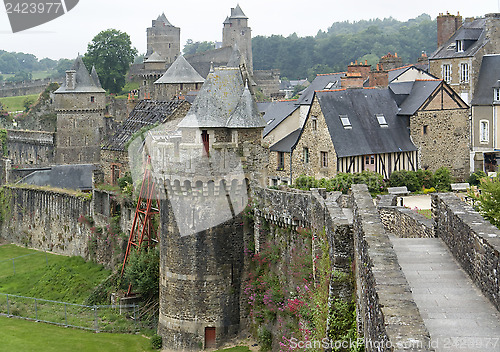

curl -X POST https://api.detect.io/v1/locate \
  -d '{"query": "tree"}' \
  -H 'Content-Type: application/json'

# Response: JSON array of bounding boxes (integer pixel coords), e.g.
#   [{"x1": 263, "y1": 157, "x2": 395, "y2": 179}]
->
[
  {"x1": 183, "y1": 39, "x2": 215, "y2": 55},
  {"x1": 83, "y1": 29, "x2": 137, "y2": 94}
]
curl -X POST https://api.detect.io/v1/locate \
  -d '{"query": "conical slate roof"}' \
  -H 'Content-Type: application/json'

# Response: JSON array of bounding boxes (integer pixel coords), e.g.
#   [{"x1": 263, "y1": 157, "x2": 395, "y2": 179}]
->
[
  {"x1": 55, "y1": 56, "x2": 105, "y2": 94},
  {"x1": 230, "y1": 4, "x2": 247, "y2": 19},
  {"x1": 178, "y1": 67, "x2": 245, "y2": 128},
  {"x1": 91, "y1": 66, "x2": 102, "y2": 89},
  {"x1": 156, "y1": 13, "x2": 173, "y2": 26},
  {"x1": 227, "y1": 45, "x2": 242, "y2": 68},
  {"x1": 145, "y1": 52, "x2": 165, "y2": 63},
  {"x1": 223, "y1": 16, "x2": 231, "y2": 25},
  {"x1": 226, "y1": 82, "x2": 266, "y2": 128},
  {"x1": 154, "y1": 55, "x2": 204, "y2": 84}
]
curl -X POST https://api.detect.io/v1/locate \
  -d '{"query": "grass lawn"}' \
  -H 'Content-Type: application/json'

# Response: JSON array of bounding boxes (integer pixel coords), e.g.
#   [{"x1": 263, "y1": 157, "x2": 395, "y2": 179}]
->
[
  {"x1": 0, "y1": 94, "x2": 39, "y2": 112},
  {"x1": 0, "y1": 244, "x2": 110, "y2": 304},
  {"x1": 0, "y1": 315, "x2": 151, "y2": 352},
  {"x1": 416, "y1": 209, "x2": 432, "y2": 219}
]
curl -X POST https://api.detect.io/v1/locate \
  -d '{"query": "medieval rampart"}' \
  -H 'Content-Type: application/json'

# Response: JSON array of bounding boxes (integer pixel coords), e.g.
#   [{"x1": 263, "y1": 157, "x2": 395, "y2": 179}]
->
[{"x1": 0, "y1": 79, "x2": 56, "y2": 98}]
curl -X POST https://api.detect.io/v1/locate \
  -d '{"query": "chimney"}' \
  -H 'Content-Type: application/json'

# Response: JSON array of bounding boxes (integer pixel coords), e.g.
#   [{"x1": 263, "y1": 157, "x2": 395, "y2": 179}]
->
[
  {"x1": 378, "y1": 53, "x2": 403, "y2": 71},
  {"x1": 65, "y1": 70, "x2": 76, "y2": 90},
  {"x1": 341, "y1": 72, "x2": 364, "y2": 89},
  {"x1": 437, "y1": 12, "x2": 462, "y2": 48},
  {"x1": 347, "y1": 61, "x2": 371, "y2": 81},
  {"x1": 369, "y1": 65, "x2": 388, "y2": 88}
]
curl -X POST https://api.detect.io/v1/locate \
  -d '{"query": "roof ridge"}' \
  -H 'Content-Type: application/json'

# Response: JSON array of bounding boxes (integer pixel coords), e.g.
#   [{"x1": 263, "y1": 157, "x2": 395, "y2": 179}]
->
[
  {"x1": 315, "y1": 88, "x2": 346, "y2": 93},
  {"x1": 388, "y1": 64, "x2": 413, "y2": 71},
  {"x1": 317, "y1": 72, "x2": 346, "y2": 76},
  {"x1": 415, "y1": 79, "x2": 442, "y2": 81}
]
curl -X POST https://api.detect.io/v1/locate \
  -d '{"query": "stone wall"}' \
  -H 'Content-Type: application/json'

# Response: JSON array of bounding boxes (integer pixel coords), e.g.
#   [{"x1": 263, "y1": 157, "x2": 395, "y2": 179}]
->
[
  {"x1": 0, "y1": 185, "x2": 126, "y2": 269},
  {"x1": 0, "y1": 78, "x2": 56, "y2": 98},
  {"x1": 351, "y1": 184, "x2": 432, "y2": 351},
  {"x1": 6, "y1": 129, "x2": 55, "y2": 167},
  {"x1": 377, "y1": 195, "x2": 435, "y2": 238},
  {"x1": 433, "y1": 193, "x2": 500, "y2": 311}
]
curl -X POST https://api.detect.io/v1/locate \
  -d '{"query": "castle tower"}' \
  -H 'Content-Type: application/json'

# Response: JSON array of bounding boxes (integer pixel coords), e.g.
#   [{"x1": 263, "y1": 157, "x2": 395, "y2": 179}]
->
[
  {"x1": 153, "y1": 55, "x2": 205, "y2": 100},
  {"x1": 146, "y1": 13, "x2": 181, "y2": 64},
  {"x1": 156, "y1": 66, "x2": 267, "y2": 350},
  {"x1": 222, "y1": 5, "x2": 253, "y2": 74},
  {"x1": 54, "y1": 56, "x2": 106, "y2": 164}
]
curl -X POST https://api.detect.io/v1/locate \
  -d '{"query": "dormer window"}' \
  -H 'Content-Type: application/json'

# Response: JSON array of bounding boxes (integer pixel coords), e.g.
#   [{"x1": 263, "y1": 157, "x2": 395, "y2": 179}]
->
[
  {"x1": 495, "y1": 88, "x2": 500, "y2": 102},
  {"x1": 340, "y1": 115, "x2": 352, "y2": 129},
  {"x1": 376, "y1": 114, "x2": 388, "y2": 127},
  {"x1": 325, "y1": 82, "x2": 335, "y2": 89},
  {"x1": 456, "y1": 40, "x2": 464, "y2": 52}
]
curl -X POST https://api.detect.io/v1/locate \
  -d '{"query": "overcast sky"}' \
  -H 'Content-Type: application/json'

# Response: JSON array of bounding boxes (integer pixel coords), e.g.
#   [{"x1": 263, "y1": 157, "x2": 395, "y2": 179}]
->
[{"x1": 0, "y1": 0, "x2": 499, "y2": 60}]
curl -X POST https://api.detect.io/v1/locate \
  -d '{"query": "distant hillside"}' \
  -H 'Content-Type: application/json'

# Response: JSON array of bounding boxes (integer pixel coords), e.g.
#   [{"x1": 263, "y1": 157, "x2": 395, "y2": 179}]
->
[{"x1": 252, "y1": 14, "x2": 437, "y2": 80}]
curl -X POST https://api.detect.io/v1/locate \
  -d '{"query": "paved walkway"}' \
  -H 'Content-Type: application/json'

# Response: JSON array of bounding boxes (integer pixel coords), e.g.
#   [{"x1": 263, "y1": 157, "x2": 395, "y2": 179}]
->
[{"x1": 390, "y1": 236, "x2": 500, "y2": 352}]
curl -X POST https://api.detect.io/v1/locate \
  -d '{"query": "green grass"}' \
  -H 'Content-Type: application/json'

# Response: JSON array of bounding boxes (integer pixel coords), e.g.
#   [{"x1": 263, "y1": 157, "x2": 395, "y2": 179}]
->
[
  {"x1": 416, "y1": 209, "x2": 432, "y2": 219},
  {"x1": 0, "y1": 94, "x2": 39, "y2": 112},
  {"x1": 0, "y1": 315, "x2": 150, "y2": 352},
  {"x1": 0, "y1": 244, "x2": 110, "y2": 304}
]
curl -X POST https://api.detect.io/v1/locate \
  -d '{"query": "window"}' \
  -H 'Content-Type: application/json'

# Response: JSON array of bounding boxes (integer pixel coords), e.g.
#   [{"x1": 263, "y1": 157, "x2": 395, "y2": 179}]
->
[
  {"x1": 376, "y1": 114, "x2": 388, "y2": 127},
  {"x1": 456, "y1": 40, "x2": 464, "y2": 52},
  {"x1": 339, "y1": 115, "x2": 352, "y2": 129},
  {"x1": 460, "y1": 63, "x2": 469, "y2": 83},
  {"x1": 480, "y1": 120, "x2": 489, "y2": 143},
  {"x1": 90, "y1": 96, "x2": 95, "y2": 103},
  {"x1": 311, "y1": 117, "x2": 317, "y2": 130},
  {"x1": 303, "y1": 147, "x2": 309, "y2": 164},
  {"x1": 325, "y1": 81, "x2": 335, "y2": 89},
  {"x1": 442, "y1": 64, "x2": 451, "y2": 84},
  {"x1": 423, "y1": 125, "x2": 428, "y2": 135},
  {"x1": 277, "y1": 152, "x2": 285, "y2": 170},
  {"x1": 201, "y1": 130, "x2": 209, "y2": 156},
  {"x1": 321, "y1": 151, "x2": 328, "y2": 168},
  {"x1": 495, "y1": 88, "x2": 500, "y2": 102}
]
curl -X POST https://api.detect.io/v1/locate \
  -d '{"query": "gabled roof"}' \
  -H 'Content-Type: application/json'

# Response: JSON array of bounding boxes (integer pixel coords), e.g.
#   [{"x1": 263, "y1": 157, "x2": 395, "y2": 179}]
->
[
  {"x1": 297, "y1": 72, "x2": 346, "y2": 105},
  {"x1": 270, "y1": 129, "x2": 301, "y2": 152},
  {"x1": 471, "y1": 54, "x2": 500, "y2": 105},
  {"x1": 430, "y1": 18, "x2": 487, "y2": 60},
  {"x1": 54, "y1": 56, "x2": 105, "y2": 94},
  {"x1": 397, "y1": 80, "x2": 442, "y2": 115},
  {"x1": 263, "y1": 100, "x2": 299, "y2": 136},
  {"x1": 156, "y1": 13, "x2": 173, "y2": 26},
  {"x1": 102, "y1": 100, "x2": 187, "y2": 151},
  {"x1": 154, "y1": 55, "x2": 204, "y2": 84},
  {"x1": 229, "y1": 4, "x2": 248, "y2": 19},
  {"x1": 226, "y1": 84, "x2": 266, "y2": 128},
  {"x1": 145, "y1": 52, "x2": 165, "y2": 63},
  {"x1": 315, "y1": 88, "x2": 416, "y2": 158}
]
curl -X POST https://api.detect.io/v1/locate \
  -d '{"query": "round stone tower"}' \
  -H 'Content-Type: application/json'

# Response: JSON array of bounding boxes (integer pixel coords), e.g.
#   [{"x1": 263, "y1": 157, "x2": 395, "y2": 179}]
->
[{"x1": 222, "y1": 5, "x2": 253, "y2": 74}]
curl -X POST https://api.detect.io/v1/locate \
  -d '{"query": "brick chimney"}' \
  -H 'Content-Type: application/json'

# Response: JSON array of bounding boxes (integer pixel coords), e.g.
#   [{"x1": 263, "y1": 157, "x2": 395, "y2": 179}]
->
[
  {"x1": 437, "y1": 12, "x2": 462, "y2": 48},
  {"x1": 347, "y1": 60, "x2": 371, "y2": 81},
  {"x1": 378, "y1": 53, "x2": 403, "y2": 71},
  {"x1": 341, "y1": 72, "x2": 364, "y2": 89},
  {"x1": 65, "y1": 70, "x2": 76, "y2": 90},
  {"x1": 369, "y1": 64, "x2": 388, "y2": 88}
]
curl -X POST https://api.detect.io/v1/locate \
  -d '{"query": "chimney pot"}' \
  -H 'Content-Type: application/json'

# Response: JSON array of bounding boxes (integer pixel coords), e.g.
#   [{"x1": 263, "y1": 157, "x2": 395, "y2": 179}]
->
[{"x1": 65, "y1": 70, "x2": 76, "y2": 90}]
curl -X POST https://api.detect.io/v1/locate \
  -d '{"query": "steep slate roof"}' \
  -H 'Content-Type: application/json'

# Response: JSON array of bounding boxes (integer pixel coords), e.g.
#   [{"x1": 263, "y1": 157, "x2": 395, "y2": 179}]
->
[
  {"x1": 388, "y1": 81, "x2": 415, "y2": 106},
  {"x1": 154, "y1": 55, "x2": 204, "y2": 84},
  {"x1": 90, "y1": 66, "x2": 102, "y2": 88},
  {"x1": 397, "y1": 80, "x2": 442, "y2": 116},
  {"x1": 270, "y1": 129, "x2": 301, "y2": 152},
  {"x1": 471, "y1": 54, "x2": 500, "y2": 105},
  {"x1": 145, "y1": 52, "x2": 165, "y2": 63},
  {"x1": 229, "y1": 4, "x2": 248, "y2": 19},
  {"x1": 103, "y1": 100, "x2": 187, "y2": 151},
  {"x1": 297, "y1": 72, "x2": 346, "y2": 105},
  {"x1": 54, "y1": 56, "x2": 105, "y2": 94},
  {"x1": 226, "y1": 84, "x2": 266, "y2": 128},
  {"x1": 156, "y1": 13, "x2": 173, "y2": 26},
  {"x1": 18, "y1": 164, "x2": 96, "y2": 191},
  {"x1": 262, "y1": 100, "x2": 299, "y2": 136},
  {"x1": 315, "y1": 88, "x2": 416, "y2": 158},
  {"x1": 178, "y1": 67, "x2": 253, "y2": 128},
  {"x1": 430, "y1": 18, "x2": 487, "y2": 59}
]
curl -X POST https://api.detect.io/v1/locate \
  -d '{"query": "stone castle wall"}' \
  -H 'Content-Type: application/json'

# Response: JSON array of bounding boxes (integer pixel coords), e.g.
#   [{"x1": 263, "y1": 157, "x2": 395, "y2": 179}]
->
[
  {"x1": 0, "y1": 78, "x2": 56, "y2": 98},
  {"x1": 6, "y1": 129, "x2": 55, "y2": 167},
  {"x1": 433, "y1": 192, "x2": 500, "y2": 311}
]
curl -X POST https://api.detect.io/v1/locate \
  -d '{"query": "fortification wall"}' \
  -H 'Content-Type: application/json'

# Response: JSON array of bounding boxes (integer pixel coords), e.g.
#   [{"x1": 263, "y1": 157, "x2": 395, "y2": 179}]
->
[
  {"x1": 433, "y1": 193, "x2": 500, "y2": 311},
  {"x1": 0, "y1": 186, "x2": 126, "y2": 269},
  {"x1": 0, "y1": 78, "x2": 55, "y2": 98},
  {"x1": 351, "y1": 184, "x2": 432, "y2": 351},
  {"x1": 6, "y1": 129, "x2": 55, "y2": 167}
]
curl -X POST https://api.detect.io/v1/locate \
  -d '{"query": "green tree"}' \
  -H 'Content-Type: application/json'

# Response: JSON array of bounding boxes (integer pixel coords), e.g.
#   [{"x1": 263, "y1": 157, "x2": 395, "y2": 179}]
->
[
  {"x1": 53, "y1": 59, "x2": 73, "y2": 78},
  {"x1": 123, "y1": 248, "x2": 159, "y2": 299},
  {"x1": 83, "y1": 29, "x2": 137, "y2": 94},
  {"x1": 472, "y1": 177, "x2": 500, "y2": 228},
  {"x1": 183, "y1": 39, "x2": 215, "y2": 55},
  {"x1": 23, "y1": 97, "x2": 35, "y2": 112}
]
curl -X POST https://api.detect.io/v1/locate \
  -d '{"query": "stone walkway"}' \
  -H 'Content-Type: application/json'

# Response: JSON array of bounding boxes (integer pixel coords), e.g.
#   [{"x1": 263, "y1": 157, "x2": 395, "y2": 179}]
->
[{"x1": 390, "y1": 236, "x2": 500, "y2": 352}]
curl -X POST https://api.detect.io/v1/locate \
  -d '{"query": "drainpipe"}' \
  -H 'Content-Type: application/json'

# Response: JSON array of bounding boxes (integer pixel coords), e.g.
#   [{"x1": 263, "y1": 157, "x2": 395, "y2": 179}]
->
[{"x1": 289, "y1": 149, "x2": 293, "y2": 185}]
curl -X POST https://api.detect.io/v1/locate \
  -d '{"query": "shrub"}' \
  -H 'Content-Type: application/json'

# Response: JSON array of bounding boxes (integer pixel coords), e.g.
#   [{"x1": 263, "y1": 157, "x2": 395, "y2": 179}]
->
[
  {"x1": 122, "y1": 248, "x2": 159, "y2": 299},
  {"x1": 416, "y1": 169, "x2": 435, "y2": 189},
  {"x1": 353, "y1": 170, "x2": 386, "y2": 194},
  {"x1": 258, "y1": 326, "x2": 272, "y2": 351},
  {"x1": 330, "y1": 173, "x2": 353, "y2": 194},
  {"x1": 468, "y1": 170, "x2": 487, "y2": 186},
  {"x1": 294, "y1": 175, "x2": 318, "y2": 190},
  {"x1": 389, "y1": 170, "x2": 421, "y2": 192},
  {"x1": 151, "y1": 334, "x2": 162, "y2": 350},
  {"x1": 472, "y1": 177, "x2": 500, "y2": 228},
  {"x1": 423, "y1": 187, "x2": 436, "y2": 194},
  {"x1": 433, "y1": 167, "x2": 453, "y2": 192}
]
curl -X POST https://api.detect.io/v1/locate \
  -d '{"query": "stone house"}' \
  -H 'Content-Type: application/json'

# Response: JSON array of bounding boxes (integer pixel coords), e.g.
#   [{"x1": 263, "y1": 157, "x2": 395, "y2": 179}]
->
[
  {"x1": 429, "y1": 13, "x2": 500, "y2": 105},
  {"x1": 261, "y1": 99, "x2": 300, "y2": 147},
  {"x1": 54, "y1": 56, "x2": 106, "y2": 164},
  {"x1": 470, "y1": 54, "x2": 500, "y2": 172}
]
